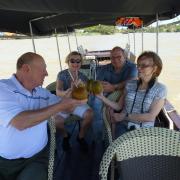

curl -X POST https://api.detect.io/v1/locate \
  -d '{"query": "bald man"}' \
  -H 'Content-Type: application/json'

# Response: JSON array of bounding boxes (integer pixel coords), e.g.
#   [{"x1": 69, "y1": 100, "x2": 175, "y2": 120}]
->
[{"x1": 0, "y1": 52, "x2": 86, "y2": 180}]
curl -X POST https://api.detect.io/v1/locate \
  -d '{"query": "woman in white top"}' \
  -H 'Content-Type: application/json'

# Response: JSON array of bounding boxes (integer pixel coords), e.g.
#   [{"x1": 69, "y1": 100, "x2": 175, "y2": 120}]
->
[{"x1": 97, "y1": 51, "x2": 167, "y2": 136}]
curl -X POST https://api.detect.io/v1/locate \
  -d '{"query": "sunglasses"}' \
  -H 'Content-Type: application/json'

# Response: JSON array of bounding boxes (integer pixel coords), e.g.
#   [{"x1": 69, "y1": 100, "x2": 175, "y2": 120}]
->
[
  {"x1": 136, "y1": 64, "x2": 153, "y2": 69},
  {"x1": 69, "y1": 59, "x2": 81, "y2": 64}
]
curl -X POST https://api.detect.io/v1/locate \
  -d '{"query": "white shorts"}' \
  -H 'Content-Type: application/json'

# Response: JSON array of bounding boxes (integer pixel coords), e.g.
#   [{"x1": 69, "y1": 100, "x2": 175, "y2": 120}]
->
[{"x1": 59, "y1": 104, "x2": 90, "y2": 119}]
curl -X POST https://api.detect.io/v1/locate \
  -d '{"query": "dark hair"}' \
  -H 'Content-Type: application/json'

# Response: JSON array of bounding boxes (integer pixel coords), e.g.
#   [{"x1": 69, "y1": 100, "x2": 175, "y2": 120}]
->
[
  {"x1": 16, "y1": 52, "x2": 43, "y2": 70},
  {"x1": 137, "y1": 51, "x2": 163, "y2": 77},
  {"x1": 65, "y1": 51, "x2": 83, "y2": 64}
]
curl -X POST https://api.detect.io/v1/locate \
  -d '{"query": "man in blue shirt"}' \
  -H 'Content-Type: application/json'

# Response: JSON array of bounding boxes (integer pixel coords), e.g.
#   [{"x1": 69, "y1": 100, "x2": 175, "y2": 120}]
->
[
  {"x1": 89, "y1": 46, "x2": 137, "y2": 122},
  {"x1": 0, "y1": 52, "x2": 87, "y2": 180}
]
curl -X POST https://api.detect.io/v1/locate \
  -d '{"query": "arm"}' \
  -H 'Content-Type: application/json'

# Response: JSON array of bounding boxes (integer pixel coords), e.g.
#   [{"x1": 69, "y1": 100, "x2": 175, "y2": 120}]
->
[
  {"x1": 126, "y1": 98, "x2": 165, "y2": 123},
  {"x1": 96, "y1": 91, "x2": 125, "y2": 111},
  {"x1": 101, "y1": 63, "x2": 138, "y2": 93},
  {"x1": 56, "y1": 79, "x2": 72, "y2": 97},
  {"x1": 10, "y1": 98, "x2": 87, "y2": 130},
  {"x1": 111, "y1": 99, "x2": 165, "y2": 124},
  {"x1": 101, "y1": 77, "x2": 137, "y2": 93}
]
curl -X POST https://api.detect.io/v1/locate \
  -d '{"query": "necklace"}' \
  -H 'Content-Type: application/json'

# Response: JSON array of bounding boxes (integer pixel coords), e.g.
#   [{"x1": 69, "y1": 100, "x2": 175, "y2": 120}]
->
[{"x1": 68, "y1": 69, "x2": 78, "y2": 87}]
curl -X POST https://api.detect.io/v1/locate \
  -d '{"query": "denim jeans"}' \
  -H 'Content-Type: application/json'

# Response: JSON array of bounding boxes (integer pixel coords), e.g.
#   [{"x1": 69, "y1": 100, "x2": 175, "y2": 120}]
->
[
  {"x1": 88, "y1": 95, "x2": 103, "y2": 122},
  {"x1": 115, "y1": 121, "x2": 128, "y2": 139}
]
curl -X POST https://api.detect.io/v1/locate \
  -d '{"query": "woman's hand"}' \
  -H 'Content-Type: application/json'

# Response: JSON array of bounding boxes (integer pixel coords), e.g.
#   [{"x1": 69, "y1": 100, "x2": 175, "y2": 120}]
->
[
  {"x1": 64, "y1": 88, "x2": 72, "y2": 98},
  {"x1": 108, "y1": 107, "x2": 126, "y2": 123},
  {"x1": 71, "y1": 79, "x2": 84, "y2": 88}
]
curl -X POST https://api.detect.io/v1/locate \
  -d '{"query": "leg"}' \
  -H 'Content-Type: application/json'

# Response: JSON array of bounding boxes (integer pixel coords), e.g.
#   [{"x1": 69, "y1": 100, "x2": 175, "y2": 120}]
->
[
  {"x1": 55, "y1": 115, "x2": 68, "y2": 137},
  {"x1": 17, "y1": 146, "x2": 48, "y2": 180},
  {"x1": 88, "y1": 95, "x2": 103, "y2": 122},
  {"x1": 17, "y1": 162, "x2": 47, "y2": 180},
  {"x1": 0, "y1": 156, "x2": 24, "y2": 180},
  {"x1": 73, "y1": 105, "x2": 93, "y2": 152},
  {"x1": 79, "y1": 109, "x2": 93, "y2": 138},
  {"x1": 55, "y1": 115, "x2": 71, "y2": 151}
]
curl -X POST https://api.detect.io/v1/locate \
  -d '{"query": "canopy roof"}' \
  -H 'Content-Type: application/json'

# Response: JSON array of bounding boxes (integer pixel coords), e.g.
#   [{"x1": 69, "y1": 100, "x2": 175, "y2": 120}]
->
[{"x1": 0, "y1": 0, "x2": 179, "y2": 35}]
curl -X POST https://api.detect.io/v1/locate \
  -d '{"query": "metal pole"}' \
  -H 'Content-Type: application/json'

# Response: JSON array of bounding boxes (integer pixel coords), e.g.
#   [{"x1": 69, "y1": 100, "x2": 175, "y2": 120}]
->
[
  {"x1": 141, "y1": 24, "x2": 144, "y2": 52},
  {"x1": 54, "y1": 29, "x2": 62, "y2": 71},
  {"x1": 156, "y1": 13, "x2": 159, "y2": 54},
  {"x1": 74, "y1": 30, "x2": 79, "y2": 50},
  {"x1": 127, "y1": 29, "x2": 130, "y2": 45},
  {"x1": 66, "y1": 26, "x2": 71, "y2": 52},
  {"x1": 133, "y1": 26, "x2": 136, "y2": 55},
  {"x1": 29, "y1": 21, "x2": 36, "y2": 53}
]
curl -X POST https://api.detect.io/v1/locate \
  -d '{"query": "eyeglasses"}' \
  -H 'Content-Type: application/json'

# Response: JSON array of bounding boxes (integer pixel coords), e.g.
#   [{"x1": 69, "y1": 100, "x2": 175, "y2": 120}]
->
[
  {"x1": 69, "y1": 59, "x2": 81, "y2": 64},
  {"x1": 136, "y1": 64, "x2": 153, "y2": 69},
  {"x1": 111, "y1": 55, "x2": 123, "y2": 60}
]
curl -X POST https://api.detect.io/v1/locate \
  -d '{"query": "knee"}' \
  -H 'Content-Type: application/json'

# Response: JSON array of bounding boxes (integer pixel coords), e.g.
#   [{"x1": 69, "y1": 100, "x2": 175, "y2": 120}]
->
[
  {"x1": 55, "y1": 117, "x2": 65, "y2": 128},
  {"x1": 83, "y1": 109, "x2": 94, "y2": 122}
]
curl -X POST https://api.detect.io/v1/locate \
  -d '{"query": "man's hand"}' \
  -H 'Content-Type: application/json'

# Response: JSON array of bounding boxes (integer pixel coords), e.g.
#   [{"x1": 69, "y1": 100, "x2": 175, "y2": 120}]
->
[
  {"x1": 58, "y1": 97, "x2": 87, "y2": 113},
  {"x1": 101, "y1": 81, "x2": 115, "y2": 93}
]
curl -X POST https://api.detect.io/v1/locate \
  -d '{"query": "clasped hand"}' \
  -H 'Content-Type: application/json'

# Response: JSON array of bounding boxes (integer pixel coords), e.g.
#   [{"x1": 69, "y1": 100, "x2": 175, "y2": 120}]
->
[{"x1": 108, "y1": 107, "x2": 126, "y2": 123}]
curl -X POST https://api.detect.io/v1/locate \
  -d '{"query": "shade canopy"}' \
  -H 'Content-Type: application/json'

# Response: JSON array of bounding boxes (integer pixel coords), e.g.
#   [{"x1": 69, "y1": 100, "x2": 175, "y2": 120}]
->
[{"x1": 0, "y1": 0, "x2": 179, "y2": 35}]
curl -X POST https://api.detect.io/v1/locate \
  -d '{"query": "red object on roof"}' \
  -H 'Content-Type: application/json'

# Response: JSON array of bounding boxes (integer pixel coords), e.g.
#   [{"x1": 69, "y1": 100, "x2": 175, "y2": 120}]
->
[{"x1": 116, "y1": 17, "x2": 143, "y2": 28}]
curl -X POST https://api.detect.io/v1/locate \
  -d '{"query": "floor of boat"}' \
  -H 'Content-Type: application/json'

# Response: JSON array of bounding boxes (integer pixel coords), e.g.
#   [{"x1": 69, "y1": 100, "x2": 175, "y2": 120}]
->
[{"x1": 53, "y1": 120, "x2": 105, "y2": 180}]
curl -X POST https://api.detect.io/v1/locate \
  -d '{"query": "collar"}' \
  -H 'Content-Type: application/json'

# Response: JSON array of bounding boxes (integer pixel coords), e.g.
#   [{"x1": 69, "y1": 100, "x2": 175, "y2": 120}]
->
[{"x1": 11, "y1": 74, "x2": 37, "y2": 95}]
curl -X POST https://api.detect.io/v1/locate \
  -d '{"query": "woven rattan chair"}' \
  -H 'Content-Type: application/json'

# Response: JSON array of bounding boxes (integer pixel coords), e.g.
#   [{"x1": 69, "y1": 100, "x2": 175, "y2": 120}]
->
[
  {"x1": 99, "y1": 127, "x2": 180, "y2": 180},
  {"x1": 48, "y1": 117, "x2": 56, "y2": 180},
  {"x1": 102, "y1": 90, "x2": 121, "y2": 147},
  {"x1": 46, "y1": 81, "x2": 56, "y2": 95}
]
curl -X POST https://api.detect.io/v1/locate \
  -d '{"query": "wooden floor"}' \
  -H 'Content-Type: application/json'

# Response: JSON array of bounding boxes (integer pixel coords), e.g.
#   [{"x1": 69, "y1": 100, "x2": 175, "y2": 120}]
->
[{"x1": 54, "y1": 120, "x2": 105, "y2": 180}]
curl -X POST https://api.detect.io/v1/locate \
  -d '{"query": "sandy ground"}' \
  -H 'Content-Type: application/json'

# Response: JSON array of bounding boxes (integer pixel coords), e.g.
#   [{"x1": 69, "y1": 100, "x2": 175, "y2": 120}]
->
[{"x1": 0, "y1": 32, "x2": 180, "y2": 110}]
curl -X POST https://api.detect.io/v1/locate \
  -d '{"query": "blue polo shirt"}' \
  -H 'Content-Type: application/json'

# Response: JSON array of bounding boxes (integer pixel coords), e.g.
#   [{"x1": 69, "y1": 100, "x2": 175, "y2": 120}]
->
[
  {"x1": 0, "y1": 75, "x2": 60, "y2": 159},
  {"x1": 96, "y1": 60, "x2": 137, "y2": 84}
]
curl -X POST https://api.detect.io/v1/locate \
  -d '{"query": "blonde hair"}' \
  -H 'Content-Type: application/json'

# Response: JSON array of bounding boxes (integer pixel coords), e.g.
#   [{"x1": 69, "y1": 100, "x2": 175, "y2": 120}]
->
[{"x1": 65, "y1": 51, "x2": 83, "y2": 64}]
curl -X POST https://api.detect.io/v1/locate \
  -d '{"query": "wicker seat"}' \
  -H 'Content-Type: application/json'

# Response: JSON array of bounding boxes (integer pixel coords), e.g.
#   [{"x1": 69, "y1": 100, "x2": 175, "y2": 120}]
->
[
  {"x1": 48, "y1": 117, "x2": 56, "y2": 180},
  {"x1": 46, "y1": 82, "x2": 56, "y2": 95},
  {"x1": 99, "y1": 127, "x2": 180, "y2": 180},
  {"x1": 102, "y1": 90, "x2": 121, "y2": 147}
]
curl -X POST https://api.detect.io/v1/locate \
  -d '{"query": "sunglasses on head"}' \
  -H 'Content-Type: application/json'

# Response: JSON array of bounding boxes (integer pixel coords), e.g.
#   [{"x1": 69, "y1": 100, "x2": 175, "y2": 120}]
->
[{"x1": 69, "y1": 59, "x2": 81, "y2": 64}]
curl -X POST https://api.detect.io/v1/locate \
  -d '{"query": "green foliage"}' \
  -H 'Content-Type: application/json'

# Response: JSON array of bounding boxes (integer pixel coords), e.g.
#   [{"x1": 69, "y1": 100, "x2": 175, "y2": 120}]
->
[
  {"x1": 79, "y1": 23, "x2": 180, "y2": 34},
  {"x1": 82, "y1": 25, "x2": 120, "y2": 35}
]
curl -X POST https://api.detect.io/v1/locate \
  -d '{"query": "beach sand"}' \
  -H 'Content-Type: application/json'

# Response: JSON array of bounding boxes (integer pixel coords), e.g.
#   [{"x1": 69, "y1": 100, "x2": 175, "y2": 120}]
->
[{"x1": 0, "y1": 32, "x2": 180, "y2": 111}]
